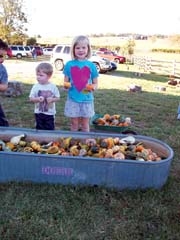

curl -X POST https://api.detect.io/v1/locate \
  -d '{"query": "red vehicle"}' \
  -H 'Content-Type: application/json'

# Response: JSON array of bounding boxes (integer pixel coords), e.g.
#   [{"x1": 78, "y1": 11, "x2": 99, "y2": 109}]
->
[
  {"x1": 96, "y1": 50, "x2": 126, "y2": 64},
  {"x1": 98, "y1": 47, "x2": 109, "y2": 52},
  {"x1": 6, "y1": 47, "x2": 13, "y2": 58},
  {"x1": 34, "y1": 46, "x2": 43, "y2": 56}
]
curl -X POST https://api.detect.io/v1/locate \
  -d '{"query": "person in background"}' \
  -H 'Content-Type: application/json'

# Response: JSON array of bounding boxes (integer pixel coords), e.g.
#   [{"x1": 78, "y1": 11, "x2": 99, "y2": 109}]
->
[
  {"x1": 0, "y1": 39, "x2": 9, "y2": 126},
  {"x1": 29, "y1": 62, "x2": 60, "y2": 130},
  {"x1": 63, "y1": 35, "x2": 98, "y2": 132},
  {"x1": 31, "y1": 46, "x2": 37, "y2": 59}
]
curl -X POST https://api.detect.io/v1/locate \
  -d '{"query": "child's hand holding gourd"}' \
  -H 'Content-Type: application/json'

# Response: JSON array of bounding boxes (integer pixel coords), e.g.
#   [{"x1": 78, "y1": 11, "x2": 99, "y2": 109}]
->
[
  {"x1": 64, "y1": 82, "x2": 71, "y2": 89},
  {"x1": 85, "y1": 84, "x2": 95, "y2": 92}
]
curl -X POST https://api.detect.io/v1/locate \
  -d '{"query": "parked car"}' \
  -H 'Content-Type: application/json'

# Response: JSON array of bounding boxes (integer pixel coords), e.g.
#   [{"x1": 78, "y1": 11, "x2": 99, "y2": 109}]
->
[
  {"x1": 98, "y1": 47, "x2": 109, "y2": 52},
  {"x1": 92, "y1": 51, "x2": 117, "y2": 72},
  {"x1": 24, "y1": 46, "x2": 32, "y2": 57},
  {"x1": 109, "y1": 61, "x2": 117, "y2": 71},
  {"x1": 50, "y1": 44, "x2": 111, "y2": 73},
  {"x1": 96, "y1": 50, "x2": 126, "y2": 64},
  {"x1": 6, "y1": 47, "x2": 13, "y2": 58},
  {"x1": 10, "y1": 45, "x2": 27, "y2": 59},
  {"x1": 43, "y1": 47, "x2": 53, "y2": 55},
  {"x1": 91, "y1": 51, "x2": 116, "y2": 72}
]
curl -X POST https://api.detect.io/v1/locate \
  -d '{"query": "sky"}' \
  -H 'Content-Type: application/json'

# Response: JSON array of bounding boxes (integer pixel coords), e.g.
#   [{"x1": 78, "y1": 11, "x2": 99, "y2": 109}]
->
[{"x1": 24, "y1": 0, "x2": 180, "y2": 38}]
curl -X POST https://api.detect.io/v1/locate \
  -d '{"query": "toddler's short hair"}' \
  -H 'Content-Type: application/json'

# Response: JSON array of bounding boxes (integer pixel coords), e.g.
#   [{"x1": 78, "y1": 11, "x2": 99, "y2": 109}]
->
[{"x1": 36, "y1": 62, "x2": 53, "y2": 76}]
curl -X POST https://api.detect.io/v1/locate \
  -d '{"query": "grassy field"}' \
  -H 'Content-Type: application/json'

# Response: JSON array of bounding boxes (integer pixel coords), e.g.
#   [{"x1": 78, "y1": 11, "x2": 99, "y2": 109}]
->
[
  {"x1": 39, "y1": 36, "x2": 180, "y2": 61},
  {"x1": 0, "y1": 56, "x2": 180, "y2": 239}
]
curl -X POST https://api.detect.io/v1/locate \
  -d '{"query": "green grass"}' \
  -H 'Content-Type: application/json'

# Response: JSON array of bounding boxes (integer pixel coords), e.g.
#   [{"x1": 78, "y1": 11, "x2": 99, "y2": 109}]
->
[{"x1": 0, "y1": 60, "x2": 180, "y2": 239}]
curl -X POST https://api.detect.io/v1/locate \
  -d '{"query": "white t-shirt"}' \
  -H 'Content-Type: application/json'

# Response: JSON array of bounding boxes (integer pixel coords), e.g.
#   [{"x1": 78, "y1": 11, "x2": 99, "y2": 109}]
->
[{"x1": 29, "y1": 82, "x2": 60, "y2": 115}]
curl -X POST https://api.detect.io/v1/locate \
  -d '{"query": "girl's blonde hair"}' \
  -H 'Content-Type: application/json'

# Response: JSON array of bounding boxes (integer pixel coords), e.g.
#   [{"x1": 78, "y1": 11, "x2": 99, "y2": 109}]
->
[
  {"x1": 70, "y1": 35, "x2": 92, "y2": 60},
  {"x1": 36, "y1": 62, "x2": 53, "y2": 76}
]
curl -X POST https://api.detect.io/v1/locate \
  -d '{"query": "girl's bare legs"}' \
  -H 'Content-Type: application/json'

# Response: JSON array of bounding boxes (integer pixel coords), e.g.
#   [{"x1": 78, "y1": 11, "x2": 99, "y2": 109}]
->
[
  {"x1": 70, "y1": 117, "x2": 90, "y2": 132},
  {"x1": 70, "y1": 117, "x2": 79, "y2": 131},
  {"x1": 81, "y1": 117, "x2": 90, "y2": 132}
]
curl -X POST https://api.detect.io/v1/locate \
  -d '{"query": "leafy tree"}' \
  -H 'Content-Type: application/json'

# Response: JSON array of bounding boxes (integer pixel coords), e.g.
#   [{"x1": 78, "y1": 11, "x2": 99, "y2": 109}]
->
[
  {"x1": 26, "y1": 37, "x2": 37, "y2": 46},
  {"x1": 169, "y1": 34, "x2": 180, "y2": 47},
  {"x1": 0, "y1": 0, "x2": 27, "y2": 43},
  {"x1": 122, "y1": 39, "x2": 136, "y2": 63},
  {"x1": 10, "y1": 32, "x2": 29, "y2": 45}
]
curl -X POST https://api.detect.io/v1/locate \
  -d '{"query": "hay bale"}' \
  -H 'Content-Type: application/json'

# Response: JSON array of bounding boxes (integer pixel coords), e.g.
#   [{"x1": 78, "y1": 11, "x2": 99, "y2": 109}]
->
[
  {"x1": 4, "y1": 81, "x2": 23, "y2": 97},
  {"x1": 127, "y1": 84, "x2": 142, "y2": 93}
]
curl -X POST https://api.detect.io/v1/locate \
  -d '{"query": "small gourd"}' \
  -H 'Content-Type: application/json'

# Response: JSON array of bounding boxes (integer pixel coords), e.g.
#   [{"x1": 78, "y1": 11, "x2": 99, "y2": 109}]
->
[
  {"x1": 90, "y1": 146, "x2": 99, "y2": 153},
  {"x1": 30, "y1": 141, "x2": 42, "y2": 152},
  {"x1": 100, "y1": 140, "x2": 108, "y2": 148},
  {"x1": 10, "y1": 133, "x2": 26, "y2": 145},
  {"x1": 120, "y1": 136, "x2": 136, "y2": 144},
  {"x1": 0, "y1": 140, "x2": 6, "y2": 151},
  {"x1": 47, "y1": 146, "x2": 59, "y2": 154}
]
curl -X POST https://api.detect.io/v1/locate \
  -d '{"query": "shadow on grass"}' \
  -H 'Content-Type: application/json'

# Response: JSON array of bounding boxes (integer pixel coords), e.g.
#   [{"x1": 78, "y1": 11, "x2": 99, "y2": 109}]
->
[{"x1": 107, "y1": 68, "x2": 170, "y2": 83}]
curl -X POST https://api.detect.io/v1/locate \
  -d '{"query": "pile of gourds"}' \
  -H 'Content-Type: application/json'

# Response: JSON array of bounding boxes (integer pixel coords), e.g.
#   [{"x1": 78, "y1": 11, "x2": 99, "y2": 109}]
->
[
  {"x1": 92, "y1": 114, "x2": 131, "y2": 127},
  {"x1": 0, "y1": 134, "x2": 164, "y2": 162}
]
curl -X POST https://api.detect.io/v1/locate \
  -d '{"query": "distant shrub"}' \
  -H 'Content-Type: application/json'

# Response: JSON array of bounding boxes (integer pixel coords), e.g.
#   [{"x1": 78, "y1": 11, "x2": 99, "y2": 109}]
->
[{"x1": 152, "y1": 48, "x2": 180, "y2": 54}]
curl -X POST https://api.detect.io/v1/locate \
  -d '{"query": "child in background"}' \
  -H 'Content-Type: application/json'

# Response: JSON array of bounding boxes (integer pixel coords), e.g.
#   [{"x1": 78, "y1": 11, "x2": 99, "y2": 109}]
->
[
  {"x1": 29, "y1": 62, "x2": 60, "y2": 130},
  {"x1": 63, "y1": 35, "x2": 98, "y2": 132},
  {"x1": 0, "y1": 39, "x2": 9, "y2": 126}
]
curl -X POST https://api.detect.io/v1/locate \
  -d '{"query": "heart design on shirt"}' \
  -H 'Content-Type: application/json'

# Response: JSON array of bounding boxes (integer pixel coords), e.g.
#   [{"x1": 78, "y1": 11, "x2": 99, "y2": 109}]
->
[{"x1": 71, "y1": 66, "x2": 90, "y2": 92}]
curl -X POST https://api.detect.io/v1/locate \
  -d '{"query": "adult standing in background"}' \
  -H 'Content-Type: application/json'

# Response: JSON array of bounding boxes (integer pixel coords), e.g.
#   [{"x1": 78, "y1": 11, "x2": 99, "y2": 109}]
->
[{"x1": 32, "y1": 45, "x2": 37, "y2": 59}]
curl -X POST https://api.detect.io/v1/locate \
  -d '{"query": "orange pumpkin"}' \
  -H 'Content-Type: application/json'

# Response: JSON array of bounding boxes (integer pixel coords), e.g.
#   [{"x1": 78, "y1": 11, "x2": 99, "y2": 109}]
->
[
  {"x1": 103, "y1": 114, "x2": 111, "y2": 120},
  {"x1": 85, "y1": 84, "x2": 94, "y2": 91},
  {"x1": 135, "y1": 145, "x2": 144, "y2": 152},
  {"x1": 64, "y1": 82, "x2": 71, "y2": 89},
  {"x1": 103, "y1": 137, "x2": 114, "y2": 149}
]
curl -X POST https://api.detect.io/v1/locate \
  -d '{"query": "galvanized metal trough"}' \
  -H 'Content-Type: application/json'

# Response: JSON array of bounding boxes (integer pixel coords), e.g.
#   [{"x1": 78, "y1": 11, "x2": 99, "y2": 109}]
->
[{"x1": 0, "y1": 127, "x2": 174, "y2": 190}]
